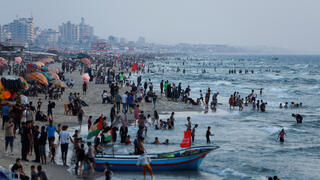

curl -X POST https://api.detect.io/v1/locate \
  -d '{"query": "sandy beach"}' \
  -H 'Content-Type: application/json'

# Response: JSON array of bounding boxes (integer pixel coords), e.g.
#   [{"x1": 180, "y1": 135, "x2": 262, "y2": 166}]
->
[{"x1": 0, "y1": 62, "x2": 209, "y2": 179}]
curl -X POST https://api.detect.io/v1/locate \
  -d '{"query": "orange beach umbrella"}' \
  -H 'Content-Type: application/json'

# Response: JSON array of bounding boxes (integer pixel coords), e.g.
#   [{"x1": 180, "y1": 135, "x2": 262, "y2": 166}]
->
[{"x1": 25, "y1": 72, "x2": 48, "y2": 86}]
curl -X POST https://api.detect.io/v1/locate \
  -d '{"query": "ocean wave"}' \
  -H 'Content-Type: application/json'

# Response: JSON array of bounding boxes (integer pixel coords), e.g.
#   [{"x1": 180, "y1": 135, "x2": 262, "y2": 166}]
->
[
  {"x1": 262, "y1": 126, "x2": 307, "y2": 136},
  {"x1": 308, "y1": 85, "x2": 320, "y2": 90},
  {"x1": 213, "y1": 80, "x2": 232, "y2": 86},
  {"x1": 202, "y1": 167, "x2": 249, "y2": 179},
  {"x1": 266, "y1": 87, "x2": 287, "y2": 93},
  {"x1": 264, "y1": 74, "x2": 284, "y2": 80}
]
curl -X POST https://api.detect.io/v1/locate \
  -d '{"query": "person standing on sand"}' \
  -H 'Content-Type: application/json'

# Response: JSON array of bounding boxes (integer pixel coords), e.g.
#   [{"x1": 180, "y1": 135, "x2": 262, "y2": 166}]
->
[
  {"x1": 160, "y1": 80, "x2": 164, "y2": 96},
  {"x1": 4, "y1": 118, "x2": 15, "y2": 155},
  {"x1": 115, "y1": 92, "x2": 121, "y2": 112},
  {"x1": 136, "y1": 138, "x2": 154, "y2": 180},
  {"x1": 39, "y1": 126, "x2": 47, "y2": 164},
  {"x1": 110, "y1": 105, "x2": 116, "y2": 125},
  {"x1": 121, "y1": 91, "x2": 128, "y2": 113},
  {"x1": 82, "y1": 81, "x2": 87, "y2": 95},
  {"x1": 59, "y1": 125, "x2": 73, "y2": 166},
  {"x1": 2, "y1": 103, "x2": 10, "y2": 130},
  {"x1": 152, "y1": 94, "x2": 157, "y2": 109},
  {"x1": 88, "y1": 116, "x2": 92, "y2": 130},
  {"x1": 78, "y1": 108, "x2": 84, "y2": 130},
  {"x1": 134, "y1": 105, "x2": 140, "y2": 127}
]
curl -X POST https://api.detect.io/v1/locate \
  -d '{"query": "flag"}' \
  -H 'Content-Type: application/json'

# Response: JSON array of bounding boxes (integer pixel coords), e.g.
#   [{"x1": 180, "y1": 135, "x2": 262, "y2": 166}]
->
[
  {"x1": 87, "y1": 117, "x2": 103, "y2": 139},
  {"x1": 131, "y1": 63, "x2": 138, "y2": 71},
  {"x1": 104, "y1": 129, "x2": 113, "y2": 142},
  {"x1": 180, "y1": 129, "x2": 191, "y2": 148}
]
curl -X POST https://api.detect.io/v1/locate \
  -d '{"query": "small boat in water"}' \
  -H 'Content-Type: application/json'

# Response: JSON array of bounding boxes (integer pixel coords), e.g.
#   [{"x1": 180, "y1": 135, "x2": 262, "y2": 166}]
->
[{"x1": 93, "y1": 145, "x2": 219, "y2": 171}]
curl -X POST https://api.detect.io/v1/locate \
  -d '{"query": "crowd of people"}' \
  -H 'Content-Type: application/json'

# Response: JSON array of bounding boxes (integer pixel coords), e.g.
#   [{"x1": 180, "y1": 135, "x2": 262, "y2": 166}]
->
[{"x1": 1, "y1": 53, "x2": 304, "y2": 180}]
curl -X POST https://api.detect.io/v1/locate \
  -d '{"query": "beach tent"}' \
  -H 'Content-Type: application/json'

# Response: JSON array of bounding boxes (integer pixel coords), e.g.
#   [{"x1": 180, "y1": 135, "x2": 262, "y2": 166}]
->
[{"x1": 25, "y1": 72, "x2": 49, "y2": 86}]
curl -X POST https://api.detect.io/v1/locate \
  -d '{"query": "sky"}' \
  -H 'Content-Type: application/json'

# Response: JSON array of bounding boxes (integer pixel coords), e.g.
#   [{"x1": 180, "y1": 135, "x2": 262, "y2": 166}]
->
[{"x1": 0, "y1": 0, "x2": 319, "y2": 53}]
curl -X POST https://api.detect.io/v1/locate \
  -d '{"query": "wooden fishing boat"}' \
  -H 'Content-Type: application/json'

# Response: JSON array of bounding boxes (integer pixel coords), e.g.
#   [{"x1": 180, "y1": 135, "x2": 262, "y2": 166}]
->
[{"x1": 93, "y1": 145, "x2": 219, "y2": 171}]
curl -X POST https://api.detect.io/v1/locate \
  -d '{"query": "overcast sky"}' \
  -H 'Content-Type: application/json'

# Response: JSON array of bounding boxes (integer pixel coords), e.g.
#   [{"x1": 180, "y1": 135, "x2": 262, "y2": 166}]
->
[{"x1": 1, "y1": 0, "x2": 319, "y2": 53}]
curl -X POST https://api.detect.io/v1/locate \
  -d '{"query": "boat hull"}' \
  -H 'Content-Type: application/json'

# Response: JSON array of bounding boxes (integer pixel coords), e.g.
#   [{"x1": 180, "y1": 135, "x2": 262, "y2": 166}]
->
[{"x1": 93, "y1": 146, "x2": 218, "y2": 171}]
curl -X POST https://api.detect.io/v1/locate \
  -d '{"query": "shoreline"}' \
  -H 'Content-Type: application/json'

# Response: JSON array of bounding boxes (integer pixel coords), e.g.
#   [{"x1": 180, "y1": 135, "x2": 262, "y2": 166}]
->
[{"x1": 0, "y1": 63, "x2": 207, "y2": 179}]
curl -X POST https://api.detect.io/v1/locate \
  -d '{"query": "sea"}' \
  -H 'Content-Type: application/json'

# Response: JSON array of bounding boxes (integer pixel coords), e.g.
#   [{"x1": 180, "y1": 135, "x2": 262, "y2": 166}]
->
[{"x1": 80, "y1": 55, "x2": 320, "y2": 180}]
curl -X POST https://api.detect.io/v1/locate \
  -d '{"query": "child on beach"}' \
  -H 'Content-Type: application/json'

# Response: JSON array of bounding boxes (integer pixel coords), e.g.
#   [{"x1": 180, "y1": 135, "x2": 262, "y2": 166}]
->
[{"x1": 49, "y1": 140, "x2": 56, "y2": 163}]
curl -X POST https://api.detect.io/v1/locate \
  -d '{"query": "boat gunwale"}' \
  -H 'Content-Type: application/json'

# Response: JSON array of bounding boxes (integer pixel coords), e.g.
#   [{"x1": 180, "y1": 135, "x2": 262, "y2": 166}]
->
[{"x1": 95, "y1": 145, "x2": 219, "y2": 160}]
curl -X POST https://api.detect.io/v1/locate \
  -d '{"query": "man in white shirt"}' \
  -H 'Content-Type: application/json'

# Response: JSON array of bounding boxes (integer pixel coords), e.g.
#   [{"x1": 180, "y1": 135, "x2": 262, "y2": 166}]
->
[
  {"x1": 59, "y1": 126, "x2": 73, "y2": 166},
  {"x1": 121, "y1": 92, "x2": 128, "y2": 113}
]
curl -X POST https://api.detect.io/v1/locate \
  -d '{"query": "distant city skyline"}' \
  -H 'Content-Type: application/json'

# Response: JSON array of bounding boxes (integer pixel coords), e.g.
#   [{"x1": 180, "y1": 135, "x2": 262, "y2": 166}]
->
[{"x1": 1, "y1": 0, "x2": 320, "y2": 53}]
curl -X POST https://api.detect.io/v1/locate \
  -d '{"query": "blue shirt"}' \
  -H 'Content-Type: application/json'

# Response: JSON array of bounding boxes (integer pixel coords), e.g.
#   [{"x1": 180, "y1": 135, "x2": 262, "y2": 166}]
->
[
  {"x1": 46, "y1": 125, "x2": 57, "y2": 138},
  {"x1": 1, "y1": 106, "x2": 10, "y2": 116},
  {"x1": 115, "y1": 94, "x2": 121, "y2": 102},
  {"x1": 128, "y1": 95, "x2": 134, "y2": 105}
]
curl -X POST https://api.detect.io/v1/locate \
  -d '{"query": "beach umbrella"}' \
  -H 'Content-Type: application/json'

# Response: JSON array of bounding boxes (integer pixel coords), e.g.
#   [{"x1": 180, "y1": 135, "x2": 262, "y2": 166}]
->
[
  {"x1": 39, "y1": 71, "x2": 53, "y2": 81},
  {"x1": 49, "y1": 72, "x2": 60, "y2": 80},
  {"x1": 39, "y1": 66, "x2": 49, "y2": 72},
  {"x1": 25, "y1": 72, "x2": 49, "y2": 86},
  {"x1": 0, "y1": 57, "x2": 8, "y2": 66},
  {"x1": 15, "y1": 57, "x2": 22, "y2": 64},
  {"x1": 53, "y1": 67, "x2": 61, "y2": 73},
  {"x1": 77, "y1": 53, "x2": 91, "y2": 59},
  {"x1": 40, "y1": 58, "x2": 54, "y2": 64},
  {"x1": 50, "y1": 79, "x2": 67, "y2": 88},
  {"x1": 80, "y1": 58, "x2": 91, "y2": 65},
  {"x1": 33, "y1": 61, "x2": 45, "y2": 67},
  {"x1": 67, "y1": 53, "x2": 77, "y2": 58}
]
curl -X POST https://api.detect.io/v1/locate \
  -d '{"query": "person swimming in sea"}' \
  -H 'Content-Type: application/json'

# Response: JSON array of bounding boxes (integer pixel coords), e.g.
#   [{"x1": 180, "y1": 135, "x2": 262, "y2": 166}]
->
[
  {"x1": 292, "y1": 114, "x2": 303, "y2": 123},
  {"x1": 152, "y1": 137, "x2": 160, "y2": 144},
  {"x1": 260, "y1": 102, "x2": 267, "y2": 112},
  {"x1": 162, "y1": 139, "x2": 169, "y2": 145},
  {"x1": 278, "y1": 129, "x2": 286, "y2": 143}
]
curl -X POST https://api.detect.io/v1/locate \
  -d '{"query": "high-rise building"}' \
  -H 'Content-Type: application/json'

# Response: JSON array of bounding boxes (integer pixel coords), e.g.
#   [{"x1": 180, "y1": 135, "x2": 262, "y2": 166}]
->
[
  {"x1": 79, "y1": 17, "x2": 94, "y2": 44},
  {"x1": 35, "y1": 28, "x2": 60, "y2": 47},
  {"x1": 8, "y1": 17, "x2": 34, "y2": 44},
  {"x1": 59, "y1": 21, "x2": 79, "y2": 44},
  {"x1": 0, "y1": 25, "x2": 11, "y2": 43},
  {"x1": 137, "y1": 36, "x2": 146, "y2": 45},
  {"x1": 120, "y1": 37, "x2": 127, "y2": 44},
  {"x1": 108, "y1": 35, "x2": 118, "y2": 45}
]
